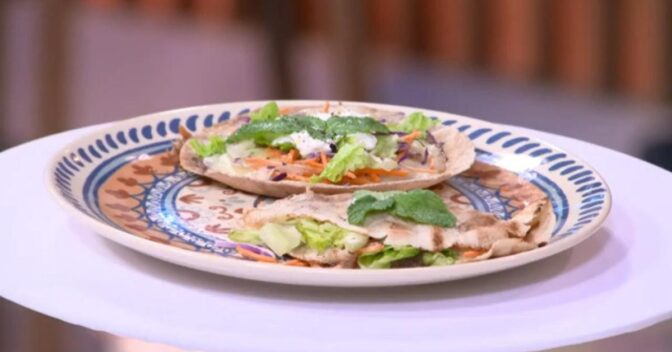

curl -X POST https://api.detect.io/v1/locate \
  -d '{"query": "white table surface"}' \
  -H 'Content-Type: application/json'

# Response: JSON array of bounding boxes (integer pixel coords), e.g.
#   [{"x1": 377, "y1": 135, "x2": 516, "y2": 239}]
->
[{"x1": 1, "y1": 124, "x2": 671, "y2": 352}]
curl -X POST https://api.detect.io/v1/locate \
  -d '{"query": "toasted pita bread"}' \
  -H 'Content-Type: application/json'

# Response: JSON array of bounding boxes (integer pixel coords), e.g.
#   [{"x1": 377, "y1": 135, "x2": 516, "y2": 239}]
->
[
  {"x1": 241, "y1": 191, "x2": 555, "y2": 266},
  {"x1": 180, "y1": 104, "x2": 476, "y2": 197}
]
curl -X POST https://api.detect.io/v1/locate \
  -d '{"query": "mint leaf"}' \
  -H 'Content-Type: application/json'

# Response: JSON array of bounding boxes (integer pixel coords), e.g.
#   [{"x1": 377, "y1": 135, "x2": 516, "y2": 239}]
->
[
  {"x1": 390, "y1": 190, "x2": 456, "y2": 227},
  {"x1": 347, "y1": 195, "x2": 396, "y2": 225},
  {"x1": 227, "y1": 116, "x2": 327, "y2": 146},
  {"x1": 346, "y1": 190, "x2": 456, "y2": 227},
  {"x1": 250, "y1": 101, "x2": 280, "y2": 122},
  {"x1": 326, "y1": 116, "x2": 389, "y2": 138}
]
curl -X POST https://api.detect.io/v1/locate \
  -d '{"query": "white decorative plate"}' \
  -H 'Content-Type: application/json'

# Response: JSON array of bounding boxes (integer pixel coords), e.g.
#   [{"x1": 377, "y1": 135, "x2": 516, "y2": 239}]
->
[{"x1": 47, "y1": 100, "x2": 611, "y2": 286}]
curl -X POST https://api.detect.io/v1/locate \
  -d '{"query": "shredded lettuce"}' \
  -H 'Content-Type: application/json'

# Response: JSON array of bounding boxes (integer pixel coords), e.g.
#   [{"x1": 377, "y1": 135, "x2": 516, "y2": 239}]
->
[
  {"x1": 336, "y1": 232, "x2": 369, "y2": 252},
  {"x1": 258, "y1": 223, "x2": 302, "y2": 256},
  {"x1": 295, "y1": 219, "x2": 356, "y2": 252},
  {"x1": 310, "y1": 142, "x2": 371, "y2": 183},
  {"x1": 357, "y1": 245, "x2": 420, "y2": 269},
  {"x1": 225, "y1": 140, "x2": 262, "y2": 159},
  {"x1": 372, "y1": 135, "x2": 398, "y2": 158},
  {"x1": 348, "y1": 190, "x2": 457, "y2": 227},
  {"x1": 190, "y1": 136, "x2": 227, "y2": 157},
  {"x1": 228, "y1": 229, "x2": 262, "y2": 245},
  {"x1": 389, "y1": 111, "x2": 438, "y2": 136},
  {"x1": 368, "y1": 155, "x2": 398, "y2": 170},
  {"x1": 295, "y1": 219, "x2": 341, "y2": 252},
  {"x1": 278, "y1": 218, "x2": 369, "y2": 252},
  {"x1": 250, "y1": 101, "x2": 281, "y2": 122},
  {"x1": 422, "y1": 249, "x2": 458, "y2": 266},
  {"x1": 342, "y1": 133, "x2": 377, "y2": 150}
]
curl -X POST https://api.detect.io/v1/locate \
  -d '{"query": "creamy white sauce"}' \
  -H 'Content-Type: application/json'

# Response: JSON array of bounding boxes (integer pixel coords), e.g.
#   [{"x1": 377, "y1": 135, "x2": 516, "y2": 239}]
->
[
  {"x1": 310, "y1": 112, "x2": 333, "y2": 121},
  {"x1": 272, "y1": 131, "x2": 332, "y2": 157},
  {"x1": 204, "y1": 154, "x2": 236, "y2": 173}
]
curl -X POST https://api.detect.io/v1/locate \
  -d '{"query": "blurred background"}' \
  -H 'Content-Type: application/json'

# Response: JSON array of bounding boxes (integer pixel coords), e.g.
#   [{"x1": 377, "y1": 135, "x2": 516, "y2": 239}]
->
[{"x1": 1, "y1": 0, "x2": 671, "y2": 351}]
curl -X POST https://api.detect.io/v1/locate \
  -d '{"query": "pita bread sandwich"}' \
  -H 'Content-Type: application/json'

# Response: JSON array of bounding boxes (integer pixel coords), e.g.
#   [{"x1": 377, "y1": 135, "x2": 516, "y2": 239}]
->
[
  {"x1": 179, "y1": 101, "x2": 475, "y2": 197},
  {"x1": 229, "y1": 189, "x2": 555, "y2": 268}
]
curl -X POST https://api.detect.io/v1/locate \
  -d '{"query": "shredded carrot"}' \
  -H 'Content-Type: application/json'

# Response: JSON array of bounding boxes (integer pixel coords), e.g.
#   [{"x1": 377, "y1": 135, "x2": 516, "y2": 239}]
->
[
  {"x1": 322, "y1": 101, "x2": 330, "y2": 112},
  {"x1": 285, "y1": 259, "x2": 308, "y2": 267},
  {"x1": 359, "y1": 242, "x2": 384, "y2": 254},
  {"x1": 368, "y1": 173, "x2": 381, "y2": 182},
  {"x1": 283, "y1": 149, "x2": 297, "y2": 164},
  {"x1": 401, "y1": 130, "x2": 422, "y2": 144},
  {"x1": 279, "y1": 107, "x2": 291, "y2": 115},
  {"x1": 345, "y1": 175, "x2": 370, "y2": 185},
  {"x1": 294, "y1": 159, "x2": 324, "y2": 170},
  {"x1": 265, "y1": 148, "x2": 283, "y2": 158},
  {"x1": 358, "y1": 168, "x2": 409, "y2": 177},
  {"x1": 403, "y1": 166, "x2": 437, "y2": 174},
  {"x1": 295, "y1": 157, "x2": 320, "y2": 164},
  {"x1": 462, "y1": 249, "x2": 486, "y2": 259},
  {"x1": 178, "y1": 125, "x2": 192, "y2": 139},
  {"x1": 320, "y1": 151, "x2": 329, "y2": 166},
  {"x1": 344, "y1": 171, "x2": 357, "y2": 179},
  {"x1": 245, "y1": 157, "x2": 282, "y2": 167},
  {"x1": 287, "y1": 174, "x2": 311, "y2": 181},
  {"x1": 236, "y1": 246, "x2": 277, "y2": 263}
]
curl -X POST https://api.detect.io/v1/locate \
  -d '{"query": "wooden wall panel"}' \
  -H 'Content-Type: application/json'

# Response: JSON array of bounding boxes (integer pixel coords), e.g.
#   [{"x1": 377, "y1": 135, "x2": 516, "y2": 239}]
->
[
  {"x1": 547, "y1": 0, "x2": 606, "y2": 91},
  {"x1": 615, "y1": 0, "x2": 669, "y2": 100},
  {"x1": 420, "y1": 0, "x2": 475, "y2": 66},
  {"x1": 482, "y1": 0, "x2": 541, "y2": 80},
  {"x1": 366, "y1": 0, "x2": 414, "y2": 53}
]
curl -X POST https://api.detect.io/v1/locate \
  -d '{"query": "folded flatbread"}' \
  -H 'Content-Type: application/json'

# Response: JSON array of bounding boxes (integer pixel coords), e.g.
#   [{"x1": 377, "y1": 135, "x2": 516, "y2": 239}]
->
[{"x1": 180, "y1": 103, "x2": 476, "y2": 197}]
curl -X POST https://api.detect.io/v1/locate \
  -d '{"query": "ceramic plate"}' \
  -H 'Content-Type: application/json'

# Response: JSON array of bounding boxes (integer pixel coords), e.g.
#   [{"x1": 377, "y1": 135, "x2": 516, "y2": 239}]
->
[{"x1": 47, "y1": 100, "x2": 611, "y2": 287}]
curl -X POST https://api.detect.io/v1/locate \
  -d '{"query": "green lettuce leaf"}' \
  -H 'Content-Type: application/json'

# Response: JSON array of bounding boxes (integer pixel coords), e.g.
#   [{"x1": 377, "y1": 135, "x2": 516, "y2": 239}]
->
[
  {"x1": 422, "y1": 249, "x2": 458, "y2": 266},
  {"x1": 326, "y1": 116, "x2": 389, "y2": 138},
  {"x1": 295, "y1": 219, "x2": 344, "y2": 252},
  {"x1": 372, "y1": 135, "x2": 399, "y2": 158},
  {"x1": 357, "y1": 245, "x2": 421, "y2": 269},
  {"x1": 258, "y1": 223, "x2": 303, "y2": 256},
  {"x1": 389, "y1": 111, "x2": 438, "y2": 136},
  {"x1": 294, "y1": 218, "x2": 369, "y2": 252},
  {"x1": 228, "y1": 229, "x2": 262, "y2": 245},
  {"x1": 347, "y1": 190, "x2": 457, "y2": 227},
  {"x1": 335, "y1": 232, "x2": 369, "y2": 252},
  {"x1": 310, "y1": 142, "x2": 371, "y2": 183},
  {"x1": 250, "y1": 101, "x2": 280, "y2": 122},
  {"x1": 227, "y1": 116, "x2": 327, "y2": 146},
  {"x1": 190, "y1": 135, "x2": 227, "y2": 157}
]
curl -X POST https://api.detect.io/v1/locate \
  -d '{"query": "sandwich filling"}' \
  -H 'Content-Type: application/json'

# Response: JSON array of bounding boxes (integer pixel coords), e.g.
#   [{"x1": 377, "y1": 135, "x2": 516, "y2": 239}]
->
[
  {"x1": 231, "y1": 190, "x2": 554, "y2": 268},
  {"x1": 188, "y1": 102, "x2": 446, "y2": 186}
]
